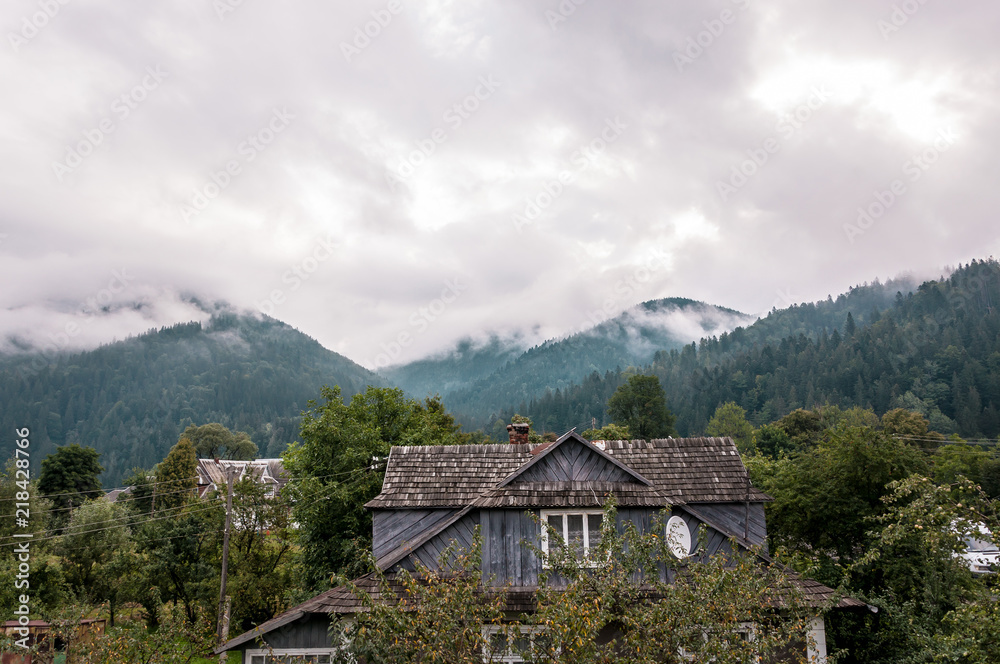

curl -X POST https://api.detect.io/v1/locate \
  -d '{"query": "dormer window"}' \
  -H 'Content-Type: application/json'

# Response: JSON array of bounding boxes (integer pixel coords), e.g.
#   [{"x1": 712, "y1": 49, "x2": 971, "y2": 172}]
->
[{"x1": 540, "y1": 510, "x2": 604, "y2": 565}]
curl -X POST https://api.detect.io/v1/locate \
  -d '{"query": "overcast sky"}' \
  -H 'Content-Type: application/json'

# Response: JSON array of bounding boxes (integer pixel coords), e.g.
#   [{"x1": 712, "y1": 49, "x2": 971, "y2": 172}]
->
[{"x1": 1, "y1": 0, "x2": 997, "y2": 368}]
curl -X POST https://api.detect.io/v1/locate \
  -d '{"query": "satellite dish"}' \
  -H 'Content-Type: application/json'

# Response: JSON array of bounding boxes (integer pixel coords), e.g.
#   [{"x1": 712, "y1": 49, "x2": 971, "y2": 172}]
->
[{"x1": 666, "y1": 515, "x2": 692, "y2": 558}]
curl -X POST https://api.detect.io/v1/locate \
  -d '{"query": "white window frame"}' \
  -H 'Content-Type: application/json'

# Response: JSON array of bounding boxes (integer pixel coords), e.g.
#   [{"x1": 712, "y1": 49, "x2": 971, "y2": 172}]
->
[
  {"x1": 481, "y1": 625, "x2": 551, "y2": 663},
  {"x1": 539, "y1": 509, "x2": 606, "y2": 567},
  {"x1": 244, "y1": 648, "x2": 338, "y2": 663}
]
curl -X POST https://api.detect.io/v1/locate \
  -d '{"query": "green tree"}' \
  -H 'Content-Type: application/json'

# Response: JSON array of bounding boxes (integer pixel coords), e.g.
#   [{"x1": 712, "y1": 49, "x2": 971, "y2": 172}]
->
[
  {"x1": 181, "y1": 422, "x2": 258, "y2": 460},
  {"x1": 706, "y1": 401, "x2": 755, "y2": 453},
  {"x1": 134, "y1": 505, "x2": 221, "y2": 625},
  {"x1": 881, "y1": 408, "x2": 942, "y2": 445},
  {"x1": 223, "y1": 474, "x2": 296, "y2": 635},
  {"x1": 755, "y1": 423, "x2": 794, "y2": 458},
  {"x1": 759, "y1": 424, "x2": 928, "y2": 574},
  {"x1": 606, "y1": 374, "x2": 676, "y2": 439},
  {"x1": 844, "y1": 475, "x2": 1000, "y2": 663},
  {"x1": 285, "y1": 385, "x2": 470, "y2": 588},
  {"x1": 38, "y1": 443, "x2": 103, "y2": 511},
  {"x1": 56, "y1": 500, "x2": 136, "y2": 626},
  {"x1": 155, "y1": 438, "x2": 198, "y2": 510},
  {"x1": 581, "y1": 422, "x2": 631, "y2": 441}
]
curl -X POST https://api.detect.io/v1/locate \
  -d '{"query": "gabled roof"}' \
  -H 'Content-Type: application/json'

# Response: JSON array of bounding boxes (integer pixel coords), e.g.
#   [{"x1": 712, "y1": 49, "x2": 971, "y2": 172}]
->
[
  {"x1": 497, "y1": 431, "x2": 652, "y2": 488},
  {"x1": 365, "y1": 435, "x2": 768, "y2": 509}
]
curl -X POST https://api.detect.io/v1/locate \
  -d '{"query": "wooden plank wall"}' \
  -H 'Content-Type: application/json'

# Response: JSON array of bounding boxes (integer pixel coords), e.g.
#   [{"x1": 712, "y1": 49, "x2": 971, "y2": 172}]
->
[
  {"x1": 517, "y1": 441, "x2": 634, "y2": 484},
  {"x1": 259, "y1": 614, "x2": 332, "y2": 649},
  {"x1": 688, "y1": 503, "x2": 768, "y2": 550},
  {"x1": 391, "y1": 506, "x2": 746, "y2": 586},
  {"x1": 480, "y1": 509, "x2": 542, "y2": 587},
  {"x1": 401, "y1": 512, "x2": 480, "y2": 571},
  {"x1": 372, "y1": 508, "x2": 459, "y2": 560}
]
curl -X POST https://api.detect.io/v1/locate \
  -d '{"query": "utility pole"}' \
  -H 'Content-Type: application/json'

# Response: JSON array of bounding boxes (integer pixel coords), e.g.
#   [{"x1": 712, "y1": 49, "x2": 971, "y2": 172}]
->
[
  {"x1": 744, "y1": 473, "x2": 750, "y2": 543},
  {"x1": 217, "y1": 466, "x2": 235, "y2": 658}
]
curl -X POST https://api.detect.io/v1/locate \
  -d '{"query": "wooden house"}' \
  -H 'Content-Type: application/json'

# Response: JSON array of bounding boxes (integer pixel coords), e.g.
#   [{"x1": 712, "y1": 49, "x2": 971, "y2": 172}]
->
[{"x1": 217, "y1": 426, "x2": 862, "y2": 662}]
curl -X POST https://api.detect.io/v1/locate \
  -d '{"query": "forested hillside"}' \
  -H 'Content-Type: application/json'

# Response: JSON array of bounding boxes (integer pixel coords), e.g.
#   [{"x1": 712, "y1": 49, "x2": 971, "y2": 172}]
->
[
  {"x1": 504, "y1": 260, "x2": 999, "y2": 438},
  {"x1": 415, "y1": 298, "x2": 755, "y2": 428},
  {"x1": 0, "y1": 314, "x2": 381, "y2": 486}
]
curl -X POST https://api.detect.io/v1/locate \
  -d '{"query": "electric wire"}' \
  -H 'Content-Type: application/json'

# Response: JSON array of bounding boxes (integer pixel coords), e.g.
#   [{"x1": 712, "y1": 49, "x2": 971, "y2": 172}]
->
[{"x1": 0, "y1": 465, "x2": 382, "y2": 549}]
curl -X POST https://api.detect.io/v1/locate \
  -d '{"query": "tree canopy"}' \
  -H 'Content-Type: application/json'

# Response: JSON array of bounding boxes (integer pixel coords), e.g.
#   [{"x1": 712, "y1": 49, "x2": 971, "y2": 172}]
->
[
  {"x1": 38, "y1": 443, "x2": 103, "y2": 510},
  {"x1": 606, "y1": 374, "x2": 676, "y2": 439},
  {"x1": 284, "y1": 385, "x2": 470, "y2": 588},
  {"x1": 181, "y1": 422, "x2": 258, "y2": 460}
]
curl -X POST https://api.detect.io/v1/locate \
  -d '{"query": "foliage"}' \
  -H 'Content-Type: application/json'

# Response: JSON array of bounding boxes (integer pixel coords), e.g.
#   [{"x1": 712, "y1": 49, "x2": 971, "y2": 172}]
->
[
  {"x1": 581, "y1": 422, "x2": 631, "y2": 441},
  {"x1": 133, "y1": 502, "x2": 223, "y2": 625},
  {"x1": 182, "y1": 422, "x2": 258, "y2": 460},
  {"x1": 754, "y1": 423, "x2": 794, "y2": 458},
  {"x1": 337, "y1": 534, "x2": 506, "y2": 664},
  {"x1": 341, "y1": 503, "x2": 818, "y2": 664},
  {"x1": 223, "y1": 475, "x2": 296, "y2": 635},
  {"x1": 285, "y1": 385, "x2": 469, "y2": 589},
  {"x1": 756, "y1": 423, "x2": 928, "y2": 574},
  {"x1": 38, "y1": 443, "x2": 103, "y2": 511},
  {"x1": 75, "y1": 601, "x2": 217, "y2": 663},
  {"x1": 840, "y1": 476, "x2": 1000, "y2": 663},
  {"x1": 606, "y1": 374, "x2": 676, "y2": 439},
  {"x1": 706, "y1": 401, "x2": 755, "y2": 453},
  {"x1": 932, "y1": 443, "x2": 992, "y2": 486},
  {"x1": 155, "y1": 438, "x2": 198, "y2": 510},
  {"x1": 56, "y1": 500, "x2": 135, "y2": 626}
]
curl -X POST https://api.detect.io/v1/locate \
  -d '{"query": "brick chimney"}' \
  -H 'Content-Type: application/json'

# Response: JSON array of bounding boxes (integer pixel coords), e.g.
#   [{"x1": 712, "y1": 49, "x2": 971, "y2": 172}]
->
[{"x1": 507, "y1": 422, "x2": 530, "y2": 445}]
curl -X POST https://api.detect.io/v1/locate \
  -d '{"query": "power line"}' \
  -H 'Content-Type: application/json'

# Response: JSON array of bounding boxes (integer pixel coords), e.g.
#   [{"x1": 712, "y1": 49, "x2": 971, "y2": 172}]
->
[
  {"x1": 0, "y1": 466, "x2": 379, "y2": 549},
  {"x1": 892, "y1": 435, "x2": 1000, "y2": 446},
  {"x1": 0, "y1": 500, "x2": 226, "y2": 549},
  {"x1": 0, "y1": 464, "x2": 385, "y2": 503}
]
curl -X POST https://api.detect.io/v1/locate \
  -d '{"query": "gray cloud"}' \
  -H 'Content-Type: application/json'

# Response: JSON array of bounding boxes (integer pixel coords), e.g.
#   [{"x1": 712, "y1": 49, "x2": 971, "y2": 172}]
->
[{"x1": 2, "y1": 0, "x2": 998, "y2": 367}]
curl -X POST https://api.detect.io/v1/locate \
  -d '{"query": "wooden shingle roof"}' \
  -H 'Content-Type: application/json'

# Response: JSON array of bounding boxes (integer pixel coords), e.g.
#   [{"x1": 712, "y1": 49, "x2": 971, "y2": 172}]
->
[
  {"x1": 365, "y1": 444, "x2": 534, "y2": 508},
  {"x1": 603, "y1": 438, "x2": 771, "y2": 503},
  {"x1": 365, "y1": 435, "x2": 769, "y2": 510}
]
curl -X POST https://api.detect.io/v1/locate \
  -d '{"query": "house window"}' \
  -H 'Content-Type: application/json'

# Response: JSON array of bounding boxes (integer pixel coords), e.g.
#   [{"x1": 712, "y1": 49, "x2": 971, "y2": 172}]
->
[
  {"x1": 482, "y1": 625, "x2": 550, "y2": 663},
  {"x1": 540, "y1": 510, "x2": 604, "y2": 565},
  {"x1": 245, "y1": 649, "x2": 335, "y2": 663}
]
